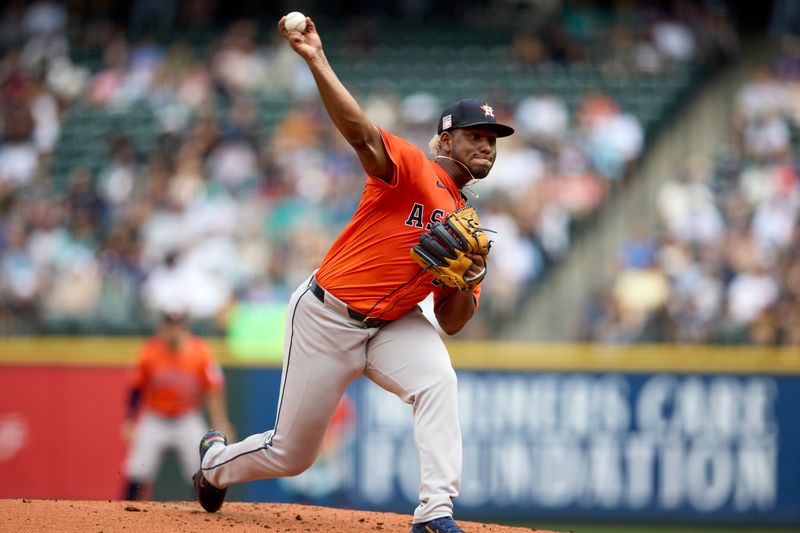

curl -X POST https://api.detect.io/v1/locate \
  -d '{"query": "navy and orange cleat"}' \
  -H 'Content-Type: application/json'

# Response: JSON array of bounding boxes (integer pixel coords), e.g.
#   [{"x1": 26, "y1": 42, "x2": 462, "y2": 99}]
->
[
  {"x1": 192, "y1": 429, "x2": 228, "y2": 512},
  {"x1": 410, "y1": 516, "x2": 465, "y2": 533}
]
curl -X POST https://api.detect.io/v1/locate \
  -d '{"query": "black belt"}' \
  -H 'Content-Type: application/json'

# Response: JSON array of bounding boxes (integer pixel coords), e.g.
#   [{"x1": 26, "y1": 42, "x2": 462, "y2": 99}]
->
[{"x1": 309, "y1": 278, "x2": 388, "y2": 328}]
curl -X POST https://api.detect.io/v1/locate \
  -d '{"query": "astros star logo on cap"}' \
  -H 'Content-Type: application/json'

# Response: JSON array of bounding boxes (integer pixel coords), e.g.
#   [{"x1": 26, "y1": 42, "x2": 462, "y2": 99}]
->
[{"x1": 480, "y1": 103, "x2": 494, "y2": 118}]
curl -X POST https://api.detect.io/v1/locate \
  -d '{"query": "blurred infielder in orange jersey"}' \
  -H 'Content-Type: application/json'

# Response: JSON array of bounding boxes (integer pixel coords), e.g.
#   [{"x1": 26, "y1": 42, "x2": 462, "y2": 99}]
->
[
  {"x1": 121, "y1": 310, "x2": 234, "y2": 500},
  {"x1": 192, "y1": 14, "x2": 513, "y2": 533}
]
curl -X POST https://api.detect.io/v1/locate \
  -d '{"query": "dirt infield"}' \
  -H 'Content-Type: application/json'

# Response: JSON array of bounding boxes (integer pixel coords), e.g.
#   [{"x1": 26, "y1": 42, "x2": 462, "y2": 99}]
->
[{"x1": 1, "y1": 499, "x2": 563, "y2": 532}]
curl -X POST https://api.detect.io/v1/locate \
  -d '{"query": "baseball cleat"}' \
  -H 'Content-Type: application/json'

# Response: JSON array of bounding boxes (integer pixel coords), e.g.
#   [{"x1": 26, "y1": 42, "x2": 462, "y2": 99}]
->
[
  {"x1": 410, "y1": 516, "x2": 465, "y2": 533},
  {"x1": 199, "y1": 430, "x2": 227, "y2": 458},
  {"x1": 193, "y1": 429, "x2": 228, "y2": 513}
]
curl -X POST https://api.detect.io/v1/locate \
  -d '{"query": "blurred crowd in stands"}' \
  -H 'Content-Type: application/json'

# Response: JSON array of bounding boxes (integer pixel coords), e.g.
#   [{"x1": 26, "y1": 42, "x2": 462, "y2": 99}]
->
[
  {"x1": 582, "y1": 44, "x2": 800, "y2": 345},
  {"x1": 0, "y1": 0, "x2": 739, "y2": 338}
]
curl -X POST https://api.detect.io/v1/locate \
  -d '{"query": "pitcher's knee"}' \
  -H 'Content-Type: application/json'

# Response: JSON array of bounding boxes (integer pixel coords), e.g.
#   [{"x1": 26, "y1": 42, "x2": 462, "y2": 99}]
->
[
  {"x1": 279, "y1": 453, "x2": 317, "y2": 477},
  {"x1": 418, "y1": 367, "x2": 458, "y2": 399}
]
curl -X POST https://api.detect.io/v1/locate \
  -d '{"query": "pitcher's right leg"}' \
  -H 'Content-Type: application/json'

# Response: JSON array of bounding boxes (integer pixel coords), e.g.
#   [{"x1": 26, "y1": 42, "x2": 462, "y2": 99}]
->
[{"x1": 201, "y1": 281, "x2": 369, "y2": 488}]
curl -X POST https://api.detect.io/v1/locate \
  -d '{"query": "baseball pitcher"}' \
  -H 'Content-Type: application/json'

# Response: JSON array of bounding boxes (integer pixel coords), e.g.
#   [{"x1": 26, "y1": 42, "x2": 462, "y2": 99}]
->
[{"x1": 192, "y1": 14, "x2": 514, "y2": 533}]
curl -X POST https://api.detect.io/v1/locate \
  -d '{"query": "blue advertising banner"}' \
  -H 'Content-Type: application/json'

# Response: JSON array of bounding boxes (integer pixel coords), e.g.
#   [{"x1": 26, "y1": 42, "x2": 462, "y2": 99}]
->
[
  {"x1": 233, "y1": 368, "x2": 800, "y2": 525},
  {"x1": 351, "y1": 372, "x2": 799, "y2": 524}
]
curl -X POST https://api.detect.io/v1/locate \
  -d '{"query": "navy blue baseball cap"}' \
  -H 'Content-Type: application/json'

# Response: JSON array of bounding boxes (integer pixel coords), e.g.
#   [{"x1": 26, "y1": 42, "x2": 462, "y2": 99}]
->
[{"x1": 437, "y1": 98, "x2": 514, "y2": 137}]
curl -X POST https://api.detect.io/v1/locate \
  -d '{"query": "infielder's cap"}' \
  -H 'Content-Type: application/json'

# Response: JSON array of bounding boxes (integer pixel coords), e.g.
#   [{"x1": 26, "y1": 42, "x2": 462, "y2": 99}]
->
[
  {"x1": 161, "y1": 304, "x2": 188, "y2": 323},
  {"x1": 437, "y1": 98, "x2": 515, "y2": 138},
  {"x1": 162, "y1": 311, "x2": 187, "y2": 323}
]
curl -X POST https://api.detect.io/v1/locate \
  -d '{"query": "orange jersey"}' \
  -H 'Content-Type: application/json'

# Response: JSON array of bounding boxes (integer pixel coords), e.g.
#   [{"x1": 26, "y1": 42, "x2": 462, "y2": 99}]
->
[
  {"x1": 315, "y1": 128, "x2": 481, "y2": 320},
  {"x1": 131, "y1": 335, "x2": 225, "y2": 417}
]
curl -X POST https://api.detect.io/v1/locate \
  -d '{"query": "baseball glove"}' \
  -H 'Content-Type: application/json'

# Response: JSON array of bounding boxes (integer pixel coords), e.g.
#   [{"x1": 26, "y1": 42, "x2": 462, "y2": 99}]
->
[{"x1": 410, "y1": 204, "x2": 493, "y2": 291}]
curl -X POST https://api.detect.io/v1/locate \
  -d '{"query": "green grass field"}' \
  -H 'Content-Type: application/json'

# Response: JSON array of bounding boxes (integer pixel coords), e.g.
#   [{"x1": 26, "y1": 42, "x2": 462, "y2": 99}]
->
[{"x1": 511, "y1": 523, "x2": 800, "y2": 533}]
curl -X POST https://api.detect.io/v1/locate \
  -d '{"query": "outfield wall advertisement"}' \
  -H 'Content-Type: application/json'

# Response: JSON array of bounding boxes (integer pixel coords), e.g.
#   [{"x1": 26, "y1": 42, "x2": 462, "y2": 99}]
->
[
  {"x1": 0, "y1": 366, "x2": 130, "y2": 499},
  {"x1": 348, "y1": 372, "x2": 794, "y2": 523},
  {"x1": 234, "y1": 367, "x2": 799, "y2": 525},
  {"x1": 0, "y1": 340, "x2": 798, "y2": 525}
]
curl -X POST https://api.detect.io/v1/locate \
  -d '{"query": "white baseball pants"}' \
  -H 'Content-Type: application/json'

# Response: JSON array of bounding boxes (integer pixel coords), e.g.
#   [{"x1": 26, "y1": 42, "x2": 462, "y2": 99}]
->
[
  {"x1": 202, "y1": 276, "x2": 462, "y2": 523},
  {"x1": 126, "y1": 410, "x2": 207, "y2": 483}
]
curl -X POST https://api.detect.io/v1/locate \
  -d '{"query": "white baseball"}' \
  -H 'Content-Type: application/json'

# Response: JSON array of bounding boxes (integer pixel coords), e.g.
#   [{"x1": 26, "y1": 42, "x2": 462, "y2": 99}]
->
[{"x1": 284, "y1": 11, "x2": 307, "y2": 32}]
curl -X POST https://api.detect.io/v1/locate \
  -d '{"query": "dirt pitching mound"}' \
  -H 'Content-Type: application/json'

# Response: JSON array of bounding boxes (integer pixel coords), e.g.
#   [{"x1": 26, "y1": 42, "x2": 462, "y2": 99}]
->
[{"x1": 2, "y1": 499, "x2": 564, "y2": 532}]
